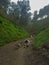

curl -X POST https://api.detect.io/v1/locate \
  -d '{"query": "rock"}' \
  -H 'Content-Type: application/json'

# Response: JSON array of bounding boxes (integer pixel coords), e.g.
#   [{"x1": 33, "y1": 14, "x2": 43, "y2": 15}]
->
[
  {"x1": 15, "y1": 43, "x2": 22, "y2": 49},
  {"x1": 24, "y1": 39, "x2": 31, "y2": 47}
]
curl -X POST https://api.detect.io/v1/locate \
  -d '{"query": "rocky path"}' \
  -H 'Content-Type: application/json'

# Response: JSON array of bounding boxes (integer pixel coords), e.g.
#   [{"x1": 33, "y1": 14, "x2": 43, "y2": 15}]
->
[
  {"x1": 0, "y1": 38, "x2": 33, "y2": 65},
  {"x1": 0, "y1": 37, "x2": 49, "y2": 65}
]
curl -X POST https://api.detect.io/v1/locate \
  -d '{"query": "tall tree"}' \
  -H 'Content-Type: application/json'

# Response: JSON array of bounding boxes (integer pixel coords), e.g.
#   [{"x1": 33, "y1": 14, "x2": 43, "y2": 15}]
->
[
  {"x1": 8, "y1": 2, "x2": 19, "y2": 18},
  {"x1": 0, "y1": 0, "x2": 10, "y2": 13},
  {"x1": 17, "y1": 0, "x2": 31, "y2": 26},
  {"x1": 33, "y1": 10, "x2": 38, "y2": 20}
]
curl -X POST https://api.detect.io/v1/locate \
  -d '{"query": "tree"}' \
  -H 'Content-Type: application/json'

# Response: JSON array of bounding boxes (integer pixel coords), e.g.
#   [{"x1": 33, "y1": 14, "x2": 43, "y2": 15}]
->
[
  {"x1": 8, "y1": 2, "x2": 19, "y2": 18},
  {"x1": 0, "y1": 0, "x2": 10, "y2": 13},
  {"x1": 38, "y1": 5, "x2": 49, "y2": 18},
  {"x1": 17, "y1": 0, "x2": 31, "y2": 26},
  {"x1": 33, "y1": 10, "x2": 38, "y2": 20}
]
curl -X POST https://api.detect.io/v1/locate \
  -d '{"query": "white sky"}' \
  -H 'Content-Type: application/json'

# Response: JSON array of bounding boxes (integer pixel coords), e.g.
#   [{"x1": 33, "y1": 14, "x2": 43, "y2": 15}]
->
[{"x1": 11, "y1": 0, "x2": 49, "y2": 13}]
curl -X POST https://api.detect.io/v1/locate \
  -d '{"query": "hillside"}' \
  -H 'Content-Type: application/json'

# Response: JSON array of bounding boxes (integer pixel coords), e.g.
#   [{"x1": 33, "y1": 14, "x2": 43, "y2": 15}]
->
[
  {"x1": 34, "y1": 28, "x2": 49, "y2": 47},
  {"x1": 0, "y1": 16, "x2": 29, "y2": 46}
]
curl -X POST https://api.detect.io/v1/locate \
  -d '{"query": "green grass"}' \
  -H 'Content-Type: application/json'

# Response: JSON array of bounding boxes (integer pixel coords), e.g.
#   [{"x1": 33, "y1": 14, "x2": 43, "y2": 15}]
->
[
  {"x1": 33, "y1": 28, "x2": 49, "y2": 47},
  {"x1": 0, "y1": 16, "x2": 29, "y2": 46}
]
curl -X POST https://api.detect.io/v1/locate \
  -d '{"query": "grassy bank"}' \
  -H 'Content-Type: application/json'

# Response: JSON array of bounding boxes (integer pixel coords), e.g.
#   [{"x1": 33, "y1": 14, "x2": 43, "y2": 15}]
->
[
  {"x1": 33, "y1": 28, "x2": 49, "y2": 47},
  {"x1": 0, "y1": 16, "x2": 29, "y2": 46}
]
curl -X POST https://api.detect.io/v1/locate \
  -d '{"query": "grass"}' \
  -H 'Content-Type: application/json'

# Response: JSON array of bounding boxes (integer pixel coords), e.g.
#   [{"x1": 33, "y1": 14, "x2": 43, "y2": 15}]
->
[
  {"x1": 0, "y1": 16, "x2": 29, "y2": 46},
  {"x1": 33, "y1": 28, "x2": 49, "y2": 47}
]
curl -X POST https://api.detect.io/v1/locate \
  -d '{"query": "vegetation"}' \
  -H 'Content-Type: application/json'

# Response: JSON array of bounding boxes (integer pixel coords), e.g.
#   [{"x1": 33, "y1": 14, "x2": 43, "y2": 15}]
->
[
  {"x1": 0, "y1": 0, "x2": 49, "y2": 48},
  {"x1": 0, "y1": 16, "x2": 29, "y2": 46},
  {"x1": 33, "y1": 28, "x2": 49, "y2": 47},
  {"x1": 0, "y1": 1, "x2": 49, "y2": 65},
  {"x1": 0, "y1": 0, "x2": 31, "y2": 27}
]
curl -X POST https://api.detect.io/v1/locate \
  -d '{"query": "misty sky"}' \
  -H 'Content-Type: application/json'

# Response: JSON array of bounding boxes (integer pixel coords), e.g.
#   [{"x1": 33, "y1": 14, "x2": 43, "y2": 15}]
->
[{"x1": 11, "y1": 0, "x2": 49, "y2": 13}]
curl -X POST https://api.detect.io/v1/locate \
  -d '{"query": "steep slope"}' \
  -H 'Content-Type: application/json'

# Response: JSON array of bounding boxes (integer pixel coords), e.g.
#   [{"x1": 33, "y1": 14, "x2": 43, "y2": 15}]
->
[
  {"x1": 0, "y1": 16, "x2": 29, "y2": 46},
  {"x1": 34, "y1": 28, "x2": 49, "y2": 47}
]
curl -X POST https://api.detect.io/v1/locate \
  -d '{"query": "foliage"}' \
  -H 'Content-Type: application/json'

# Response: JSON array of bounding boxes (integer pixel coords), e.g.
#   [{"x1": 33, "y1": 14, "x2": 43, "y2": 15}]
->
[
  {"x1": 33, "y1": 10, "x2": 38, "y2": 20},
  {"x1": 38, "y1": 5, "x2": 49, "y2": 17},
  {"x1": 0, "y1": 0, "x2": 10, "y2": 13},
  {"x1": 16, "y1": 0, "x2": 31, "y2": 26},
  {"x1": 30, "y1": 15, "x2": 49, "y2": 35},
  {"x1": 0, "y1": 16, "x2": 29, "y2": 46},
  {"x1": 33, "y1": 28, "x2": 49, "y2": 47},
  {"x1": 33, "y1": 4, "x2": 49, "y2": 20},
  {"x1": 0, "y1": 0, "x2": 31, "y2": 26}
]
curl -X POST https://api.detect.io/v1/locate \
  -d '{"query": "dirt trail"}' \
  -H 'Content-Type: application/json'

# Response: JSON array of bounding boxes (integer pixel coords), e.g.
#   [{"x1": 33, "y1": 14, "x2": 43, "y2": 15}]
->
[
  {"x1": 0, "y1": 37, "x2": 49, "y2": 65},
  {"x1": 0, "y1": 38, "x2": 33, "y2": 65}
]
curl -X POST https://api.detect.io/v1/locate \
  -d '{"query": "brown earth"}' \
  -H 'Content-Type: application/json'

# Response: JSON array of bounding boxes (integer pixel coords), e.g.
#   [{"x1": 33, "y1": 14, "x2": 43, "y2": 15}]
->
[{"x1": 0, "y1": 37, "x2": 49, "y2": 65}]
